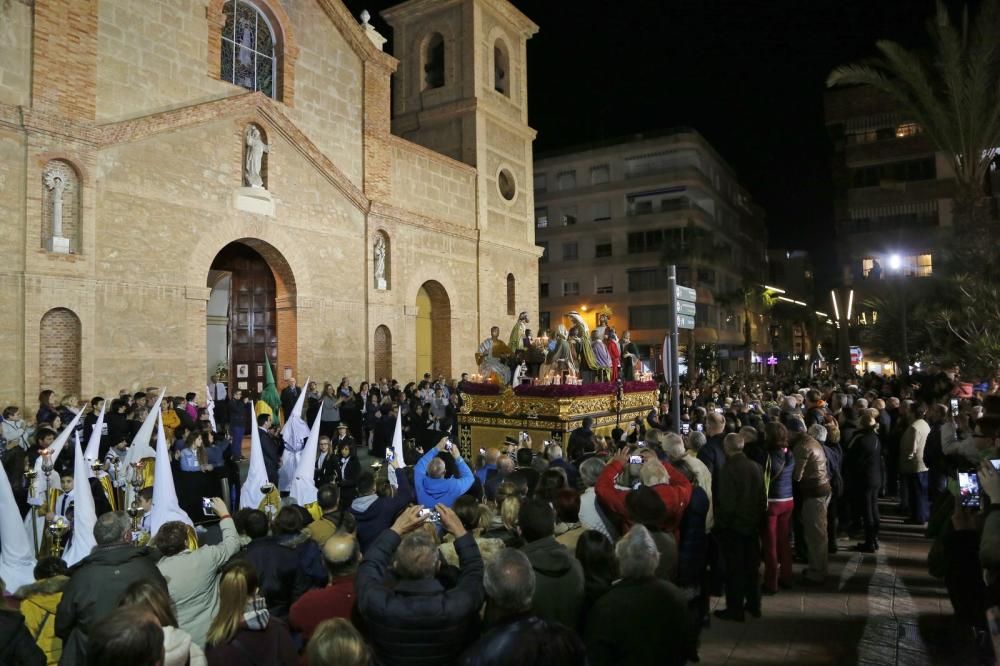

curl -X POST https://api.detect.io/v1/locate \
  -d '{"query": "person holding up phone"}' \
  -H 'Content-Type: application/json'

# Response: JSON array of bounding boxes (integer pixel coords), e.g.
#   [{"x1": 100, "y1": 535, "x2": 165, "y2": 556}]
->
[{"x1": 413, "y1": 437, "x2": 474, "y2": 509}]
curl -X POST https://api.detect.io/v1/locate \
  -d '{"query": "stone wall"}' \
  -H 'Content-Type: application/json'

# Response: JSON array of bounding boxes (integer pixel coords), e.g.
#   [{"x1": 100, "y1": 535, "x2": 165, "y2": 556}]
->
[{"x1": 0, "y1": 1, "x2": 32, "y2": 107}]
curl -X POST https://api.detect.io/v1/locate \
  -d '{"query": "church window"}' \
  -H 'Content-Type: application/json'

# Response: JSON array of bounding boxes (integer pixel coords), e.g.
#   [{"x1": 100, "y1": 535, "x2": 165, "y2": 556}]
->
[
  {"x1": 221, "y1": 0, "x2": 278, "y2": 98},
  {"x1": 494, "y1": 40, "x2": 510, "y2": 96},
  {"x1": 424, "y1": 33, "x2": 445, "y2": 89}
]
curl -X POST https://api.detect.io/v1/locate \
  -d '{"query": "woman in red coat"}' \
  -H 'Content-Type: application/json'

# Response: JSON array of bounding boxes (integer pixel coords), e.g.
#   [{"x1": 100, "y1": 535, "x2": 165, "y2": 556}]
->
[{"x1": 606, "y1": 330, "x2": 622, "y2": 383}]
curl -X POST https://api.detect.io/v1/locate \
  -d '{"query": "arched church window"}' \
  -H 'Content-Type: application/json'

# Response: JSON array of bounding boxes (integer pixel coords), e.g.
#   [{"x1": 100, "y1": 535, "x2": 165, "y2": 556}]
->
[
  {"x1": 494, "y1": 40, "x2": 509, "y2": 96},
  {"x1": 424, "y1": 33, "x2": 445, "y2": 90},
  {"x1": 506, "y1": 274, "x2": 516, "y2": 315},
  {"x1": 221, "y1": 0, "x2": 278, "y2": 98}
]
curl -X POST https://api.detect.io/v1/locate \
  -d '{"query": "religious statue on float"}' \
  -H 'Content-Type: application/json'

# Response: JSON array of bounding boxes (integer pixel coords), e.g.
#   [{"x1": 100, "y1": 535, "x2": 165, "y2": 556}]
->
[
  {"x1": 508, "y1": 311, "x2": 530, "y2": 353},
  {"x1": 566, "y1": 311, "x2": 610, "y2": 383},
  {"x1": 476, "y1": 326, "x2": 512, "y2": 385},
  {"x1": 542, "y1": 324, "x2": 578, "y2": 378}
]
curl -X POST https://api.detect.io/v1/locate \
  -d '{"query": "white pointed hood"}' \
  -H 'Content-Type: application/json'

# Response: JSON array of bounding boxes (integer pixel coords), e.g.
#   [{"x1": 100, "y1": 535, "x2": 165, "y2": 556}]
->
[
  {"x1": 205, "y1": 384, "x2": 217, "y2": 433},
  {"x1": 83, "y1": 401, "x2": 107, "y2": 479},
  {"x1": 149, "y1": 410, "x2": 193, "y2": 536},
  {"x1": 0, "y1": 444, "x2": 36, "y2": 590},
  {"x1": 125, "y1": 391, "x2": 165, "y2": 468},
  {"x1": 288, "y1": 409, "x2": 323, "y2": 506},
  {"x1": 62, "y1": 433, "x2": 98, "y2": 566},
  {"x1": 279, "y1": 377, "x2": 310, "y2": 452},
  {"x1": 392, "y1": 406, "x2": 406, "y2": 467},
  {"x1": 240, "y1": 404, "x2": 270, "y2": 509},
  {"x1": 30, "y1": 408, "x2": 83, "y2": 495}
]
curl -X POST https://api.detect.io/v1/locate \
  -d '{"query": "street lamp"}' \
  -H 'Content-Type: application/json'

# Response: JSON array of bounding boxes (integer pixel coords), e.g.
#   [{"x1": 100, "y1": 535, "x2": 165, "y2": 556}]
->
[{"x1": 889, "y1": 253, "x2": 909, "y2": 374}]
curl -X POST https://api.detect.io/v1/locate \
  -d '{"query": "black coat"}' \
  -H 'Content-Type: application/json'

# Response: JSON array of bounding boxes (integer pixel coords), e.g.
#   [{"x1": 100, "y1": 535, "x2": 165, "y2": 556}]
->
[
  {"x1": 845, "y1": 427, "x2": 882, "y2": 490},
  {"x1": 244, "y1": 536, "x2": 311, "y2": 618},
  {"x1": 55, "y1": 544, "x2": 167, "y2": 665},
  {"x1": 280, "y1": 386, "x2": 301, "y2": 422},
  {"x1": 335, "y1": 455, "x2": 362, "y2": 506},
  {"x1": 259, "y1": 428, "x2": 282, "y2": 484},
  {"x1": 0, "y1": 611, "x2": 45, "y2": 666},
  {"x1": 314, "y1": 451, "x2": 338, "y2": 487},
  {"x1": 357, "y1": 530, "x2": 485, "y2": 666},
  {"x1": 585, "y1": 577, "x2": 694, "y2": 666},
  {"x1": 567, "y1": 426, "x2": 593, "y2": 462},
  {"x1": 457, "y1": 612, "x2": 585, "y2": 666}
]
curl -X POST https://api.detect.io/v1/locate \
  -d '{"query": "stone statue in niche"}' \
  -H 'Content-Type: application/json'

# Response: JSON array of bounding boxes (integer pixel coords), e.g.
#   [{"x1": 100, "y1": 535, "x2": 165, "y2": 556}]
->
[
  {"x1": 374, "y1": 235, "x2": 387, "y2": 290},
  {"x1": 43, "y1": 163, "x2": 73, "y2": 254},
  {"x1": 244, "y1": 125, "x2": 270, "y2": 189}
]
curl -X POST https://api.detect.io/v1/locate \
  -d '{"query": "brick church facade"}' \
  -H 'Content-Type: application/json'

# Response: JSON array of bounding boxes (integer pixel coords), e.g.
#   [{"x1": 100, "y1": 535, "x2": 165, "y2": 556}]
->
[{"x1": 0, "y1": 0, "x2": 539, "y2": 407}]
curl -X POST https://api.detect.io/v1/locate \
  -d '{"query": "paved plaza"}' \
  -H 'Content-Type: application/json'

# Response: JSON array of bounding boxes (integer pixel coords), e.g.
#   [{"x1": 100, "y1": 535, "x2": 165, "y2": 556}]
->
[{"x1": 699, "y1": 503, "x2": 972, "y2": 665}]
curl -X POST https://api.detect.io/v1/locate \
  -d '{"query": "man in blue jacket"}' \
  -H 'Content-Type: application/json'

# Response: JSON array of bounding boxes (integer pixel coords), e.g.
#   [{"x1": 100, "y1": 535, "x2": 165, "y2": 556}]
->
[{"x1": 415, "y1": 437, "x2": 474, "y2": 508}]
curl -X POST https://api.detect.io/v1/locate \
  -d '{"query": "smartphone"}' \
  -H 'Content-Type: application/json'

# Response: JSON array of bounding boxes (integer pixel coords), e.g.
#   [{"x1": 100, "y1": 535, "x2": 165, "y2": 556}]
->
[
  {"x1": 628, "y1": 455, "x2": 644, "y2": 465},
  {"x1": 419, "y1": 508, "x2": 441, "y2": 522},
  {"x1": 715, "y1": 408, "x2": 724, "y2": 415},
  {"x1": 951, "y1": 398, "x2": 960, "y2": 415},
  {"x1": 959, "y1": 471, "x2": 981, "y2": 509},
  {"x1": 445, "y1": 441, "x2": 453, "y2": 451},
  {"x1": 695, "y1": 423, "x2": 704, "y2": 432},
  {"x1": 991, "y1": 459, "x2": 1000, "y2": 471},
  {"x1": 519, "y1": 431, "x2": 528, "y2": 442},
  {"x1": 479, "y1": 448, "x2": 486, "y2": 456},
  {"x1": 681, "y1": 422, "x2": 690, "y2": 435},
  {"x1": 201, "y1": 498, "x2": 215, "y2": 516},
  {"x1": 385, "y1": 450, "x2": 394, "y2": 462}
]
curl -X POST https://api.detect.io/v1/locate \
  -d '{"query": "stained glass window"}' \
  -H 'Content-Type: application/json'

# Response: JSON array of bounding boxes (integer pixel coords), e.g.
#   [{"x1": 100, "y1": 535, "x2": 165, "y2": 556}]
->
[{"x1": 221, "y1": 0, "x2": 277, "y2": 98}]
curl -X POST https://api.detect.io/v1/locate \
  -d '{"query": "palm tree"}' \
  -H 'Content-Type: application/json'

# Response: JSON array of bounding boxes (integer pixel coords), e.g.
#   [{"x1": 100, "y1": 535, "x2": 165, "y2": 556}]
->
[{"x1": 827, "y1": 0, "x2": 1000, "y2": 228}]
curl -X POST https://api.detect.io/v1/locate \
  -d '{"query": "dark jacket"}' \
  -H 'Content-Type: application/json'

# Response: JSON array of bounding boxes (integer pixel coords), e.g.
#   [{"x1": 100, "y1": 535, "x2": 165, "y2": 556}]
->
[
  {"x1": 845, "y1": 427, "x2": 882, "y2": 490},
  {"x1": 677, "y1": 485, "x2": 710, "y2": 588},
  {"x1": 520, "y1": 536, "x2": 584, "y2": 629},
  {"x1": 349, "y1": 470, "x2": 414, "y2": 554},
  {"x1": 548, "y1": 458, "x2": 580, "y2": 489},
  {"x1": 55, "y1": 544, "x2": 167, "y2": 666},
  {"x1": 822, "y1": 442, "x2": 844, "y2": 497},
  {"x1": 585, "y1": 577, "x2": 694, "y2": 666},
  {"x1": 244, "y1": 536, "x2": 310, "y2": 618},
  {"x1": 228, "y1": 399, "x2": 248, "y2": 428},
  {"x1": 766, "y1": 448, "x2": 795, "y2": 500},
  {"x1": 457, "y1": 612, "x2": 585, "y2": 666},
  {"x1": 697, "y1": 434, "x2": 727, "y2": 498},
  {"x1": 280, "y1": 386, "x2": 301, "y2": 422},
  {"x1": 0, "y1": 611, "x2": 45, "y2": 666},
  {"x1": 259, "y1": 428, "x2": 281, "y2": 484},
  {"x1": 714, "y1": 452, "x2": 765, "y2": 537},
  {"x1": 314, "y1": 451, "x2": 338, "y2": 487},
  {"x1": 205, "y1": 618, "x2": 298, "y2": 666},
  {"x1": 357, "y1": 529, "x2": 485, "y2": 666},
  {"x1": 567, "y1": 426, "x2": 593, "y2": 462}
]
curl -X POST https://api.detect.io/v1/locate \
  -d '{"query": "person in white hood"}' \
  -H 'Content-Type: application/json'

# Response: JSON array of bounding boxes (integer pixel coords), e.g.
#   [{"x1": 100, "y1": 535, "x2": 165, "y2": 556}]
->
[{"x1": 118, "y1": 579, "x2": 206, "y2": 666}]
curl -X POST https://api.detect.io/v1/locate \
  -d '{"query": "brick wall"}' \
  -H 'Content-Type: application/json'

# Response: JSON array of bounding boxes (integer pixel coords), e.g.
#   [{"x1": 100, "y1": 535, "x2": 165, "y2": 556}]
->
[
  {"x1": 39, "y1": 308, "x2": 81, "y2": 399},
  {"x1": 33, "y1": 0, "x2": 97, "y2": 119}
]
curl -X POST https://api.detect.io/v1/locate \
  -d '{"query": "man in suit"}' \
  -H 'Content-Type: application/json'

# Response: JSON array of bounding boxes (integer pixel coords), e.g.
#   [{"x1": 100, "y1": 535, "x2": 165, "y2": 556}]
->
[
  {"x1": 258, "y1": 413, "x2": 282, "y2": 484},
  {"x1": 281, "y1": 377, "x2": 301, "y2": 423}
]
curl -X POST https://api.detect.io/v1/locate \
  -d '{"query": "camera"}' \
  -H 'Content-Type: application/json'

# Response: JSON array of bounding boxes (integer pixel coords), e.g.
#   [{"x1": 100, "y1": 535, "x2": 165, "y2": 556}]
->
[
  {"x1": 201, "y1": 497, "x2": 215, "y2": 516},
  {"x1": 418, "y1": 508, "x2": 441, "y2": 522}
]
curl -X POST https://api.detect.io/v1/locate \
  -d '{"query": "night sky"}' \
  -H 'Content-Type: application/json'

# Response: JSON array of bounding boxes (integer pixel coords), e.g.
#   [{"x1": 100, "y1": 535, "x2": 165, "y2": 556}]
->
[{"x1": 346, "y1": 0, "x2": 942, "y2": 285}]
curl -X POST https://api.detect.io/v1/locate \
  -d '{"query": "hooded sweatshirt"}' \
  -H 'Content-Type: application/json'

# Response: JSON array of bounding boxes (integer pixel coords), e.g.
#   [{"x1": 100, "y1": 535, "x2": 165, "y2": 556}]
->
[
  {"x1": 163, "y1": 626, "x2": 207, "y2": 666},
  {"x1": 520, "y1": 536, "x2": 584, "y2": 629},
  {"x1": 349, "y1": 471, "x2": 414, "y2": 553},
  {"x1": 413, "y1": 448, "x2": 474, "y2": 509},
  {"x1": 16, "y1": 575, "x2": 68, "y2": 665}
]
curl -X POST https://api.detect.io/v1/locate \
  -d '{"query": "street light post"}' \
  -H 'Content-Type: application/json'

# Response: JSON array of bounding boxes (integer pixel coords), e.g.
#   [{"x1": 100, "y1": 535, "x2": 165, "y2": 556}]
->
[{"x1": 889, "y1": 254, "x2": 909, "y2": 375}]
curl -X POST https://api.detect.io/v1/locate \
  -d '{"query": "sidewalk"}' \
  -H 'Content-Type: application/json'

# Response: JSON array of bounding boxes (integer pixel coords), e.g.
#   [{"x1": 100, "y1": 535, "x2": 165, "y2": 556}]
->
[{"x1": 698, "y1": 502, "x2": 974, "y2": 665}]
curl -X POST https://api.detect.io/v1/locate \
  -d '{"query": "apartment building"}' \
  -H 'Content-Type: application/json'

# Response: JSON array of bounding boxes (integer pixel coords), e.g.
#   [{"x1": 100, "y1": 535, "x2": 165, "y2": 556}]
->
[{"x1": 534, "y1": 130, "x2": 768, "y2": 369}]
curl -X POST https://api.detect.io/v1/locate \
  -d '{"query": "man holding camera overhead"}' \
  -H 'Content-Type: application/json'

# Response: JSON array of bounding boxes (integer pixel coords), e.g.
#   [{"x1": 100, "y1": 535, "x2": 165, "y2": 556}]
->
[{"x1": 414, "y1": 437, "x2": 474, "y2": 509}]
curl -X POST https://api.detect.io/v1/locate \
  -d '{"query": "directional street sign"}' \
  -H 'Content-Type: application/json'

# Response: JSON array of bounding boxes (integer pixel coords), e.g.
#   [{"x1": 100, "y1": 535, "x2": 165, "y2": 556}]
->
[
  {"x1": 677, "y1": 314, "x2": 696, "y2": 330},
  {"x1": 675, "y1": 285, "x2": 697, "y2": 303},
  {"x1": 676, "y1": 301, "x2": 696, "y2": 317}
]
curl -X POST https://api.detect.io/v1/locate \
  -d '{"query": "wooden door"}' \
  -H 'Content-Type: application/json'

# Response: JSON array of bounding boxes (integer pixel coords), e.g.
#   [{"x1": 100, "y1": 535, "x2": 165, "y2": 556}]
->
[{"x1": 211, "y1": 243, "x2": 277, "y2": 401}]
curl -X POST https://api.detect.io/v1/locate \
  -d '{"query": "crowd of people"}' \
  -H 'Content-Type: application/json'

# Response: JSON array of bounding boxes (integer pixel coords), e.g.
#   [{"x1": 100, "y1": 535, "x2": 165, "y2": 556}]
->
[{"x1": 1, "y1": 365, "x2": 999, "y2": 665}]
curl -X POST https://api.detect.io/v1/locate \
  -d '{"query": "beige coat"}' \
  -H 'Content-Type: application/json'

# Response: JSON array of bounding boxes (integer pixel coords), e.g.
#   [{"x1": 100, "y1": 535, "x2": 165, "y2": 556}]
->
[
  {"x1": 156, "y1": 516, "x2": 241, "y2": 649},
  {"x1": 899, "y1": 418, "x2": 930, "y2": 474}
]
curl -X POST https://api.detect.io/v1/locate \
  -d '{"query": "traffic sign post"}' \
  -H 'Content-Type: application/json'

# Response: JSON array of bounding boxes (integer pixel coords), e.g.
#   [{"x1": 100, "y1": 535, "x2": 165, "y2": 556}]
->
[{"x1": 668, "y1": 266, "x2": 697, "y2": 434}]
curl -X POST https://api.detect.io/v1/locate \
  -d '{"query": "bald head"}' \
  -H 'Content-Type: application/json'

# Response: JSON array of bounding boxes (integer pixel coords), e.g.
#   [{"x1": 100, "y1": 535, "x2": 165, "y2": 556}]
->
[
  {"x1": 427, "y1": 457, "x2": 446, "y2": 479},
  {"x1": 706, "y1": 412, "x2": 726, "y2": 436},
  {"x1": 323, "y1": 534, "x2": 360, "y2": 579}
]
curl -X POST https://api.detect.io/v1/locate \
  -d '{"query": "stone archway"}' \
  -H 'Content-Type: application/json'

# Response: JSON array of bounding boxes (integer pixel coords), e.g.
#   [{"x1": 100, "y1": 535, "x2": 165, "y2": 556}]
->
[
  {"x1": 207, "y1": 239, "x2": 297, "y2": 398},
  {"x1": 415, "y1": 280, "x2": 451, "y2": 379}
]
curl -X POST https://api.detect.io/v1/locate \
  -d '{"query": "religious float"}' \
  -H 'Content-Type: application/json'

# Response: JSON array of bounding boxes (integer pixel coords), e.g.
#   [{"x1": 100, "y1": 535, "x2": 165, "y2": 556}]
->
[{"x1": 456, "y1": 380, "x2": 658, "y2": 455}]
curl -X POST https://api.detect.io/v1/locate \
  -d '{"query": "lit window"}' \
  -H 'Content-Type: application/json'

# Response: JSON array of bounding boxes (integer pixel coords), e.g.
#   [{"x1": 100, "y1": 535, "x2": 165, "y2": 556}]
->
[
  {"x1": 914, "y1": 253, "x2": 932, "y2": 277},
  {"x1": 861, "y1": 257, "x2": 874, "y2": 278},
  {"x1": 895, "y1": 123, "x2": 921, "y2": 138},
  {"x1": 535, "y1": 207, "x2": 548, "y2": 228},
  {"x1": 221, "y1": 0, "x2": 278, "y2": 98}
]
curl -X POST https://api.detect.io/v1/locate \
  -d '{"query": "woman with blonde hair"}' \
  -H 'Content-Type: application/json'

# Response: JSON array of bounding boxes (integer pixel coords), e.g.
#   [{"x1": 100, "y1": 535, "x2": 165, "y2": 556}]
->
[
  {"x1": 482, "y1": 482, "x2": 523, "y2": 547},
  {"x1": 118, "y1": 579, "x2": 206, "y2": 666},
  {"x1": 306, "y1": 618, "x2": 371, "y2": 666},
  {"x1": 204, "y1": 559, "x2": 297, "y2": 665}
]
